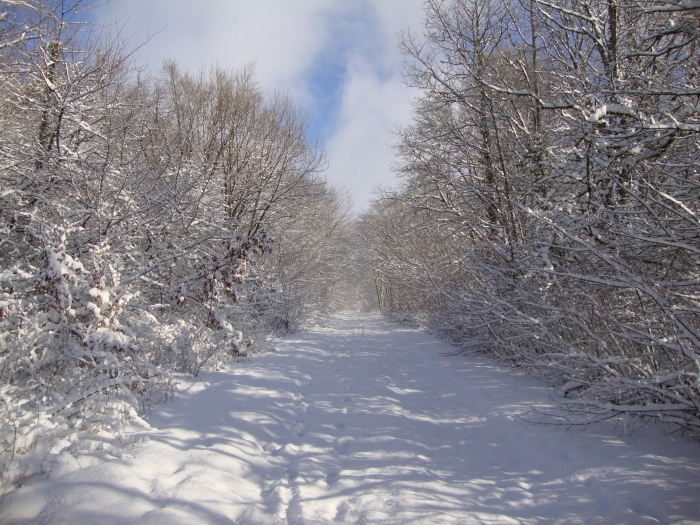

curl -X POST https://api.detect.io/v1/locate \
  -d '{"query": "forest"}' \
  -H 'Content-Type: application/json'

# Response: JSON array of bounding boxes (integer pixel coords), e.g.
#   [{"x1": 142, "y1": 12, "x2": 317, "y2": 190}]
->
[
  {"x1": 0, "y1": 0, "x2": 353, "y2": 488},
  {"x1": 359, "y1": 0, "x2": 700, "y2": 437},
  {"x1": 1, "y1": 0, "x2": 699, "y2": 492}
]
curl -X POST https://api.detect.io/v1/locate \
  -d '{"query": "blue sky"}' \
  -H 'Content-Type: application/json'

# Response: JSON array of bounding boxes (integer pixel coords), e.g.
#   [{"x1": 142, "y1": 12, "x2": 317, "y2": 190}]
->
[{"x1": 95, "y1": 0, "x2": 426, "y2": 212}]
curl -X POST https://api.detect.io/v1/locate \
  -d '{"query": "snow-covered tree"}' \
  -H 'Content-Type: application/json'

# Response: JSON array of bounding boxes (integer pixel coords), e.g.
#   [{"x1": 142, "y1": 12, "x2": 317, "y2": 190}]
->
[
  {"x1": 364, "y1": 0, "x2": 700, "y2": 435},
  {"x1": 0, "y1": 0, "x2": 345, "y2": 489}
]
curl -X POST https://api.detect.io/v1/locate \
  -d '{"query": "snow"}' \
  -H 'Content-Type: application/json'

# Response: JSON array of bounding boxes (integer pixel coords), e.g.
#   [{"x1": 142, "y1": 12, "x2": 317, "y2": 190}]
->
[{"x1": 3, "y1": 313, "x2": 700, "y2": 524}]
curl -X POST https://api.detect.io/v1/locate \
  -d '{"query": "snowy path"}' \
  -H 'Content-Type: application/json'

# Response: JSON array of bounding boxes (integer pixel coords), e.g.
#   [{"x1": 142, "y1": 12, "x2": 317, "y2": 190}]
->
[{"x1": 4, "y1": 313, "x2": 700, "y2": 524}]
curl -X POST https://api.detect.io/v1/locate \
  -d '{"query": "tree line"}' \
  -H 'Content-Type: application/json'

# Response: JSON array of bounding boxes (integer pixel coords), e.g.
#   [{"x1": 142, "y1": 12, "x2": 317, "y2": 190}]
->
[
  {"x1": 359, "y1": 0, "x2": 700, "y2": 435},
  {"x1": 0, "y1": 0, "x2": 351, "y2": 488}
]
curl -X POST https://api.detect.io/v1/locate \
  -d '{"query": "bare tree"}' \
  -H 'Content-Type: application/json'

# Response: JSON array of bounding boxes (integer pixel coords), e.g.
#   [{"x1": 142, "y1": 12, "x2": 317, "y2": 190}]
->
[
  {"x1": 367, "y1": 0, "x2": 700, "y2": 435},
  {"x1": 0, "y1": 1, "x2": 342, "y2": 490}
]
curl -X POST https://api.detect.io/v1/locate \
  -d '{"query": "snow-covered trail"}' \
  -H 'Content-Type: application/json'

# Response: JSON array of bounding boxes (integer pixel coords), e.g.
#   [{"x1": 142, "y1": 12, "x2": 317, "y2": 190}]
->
[{"x1": 4, "y1": 313, "x2": 700, "y2": 524}]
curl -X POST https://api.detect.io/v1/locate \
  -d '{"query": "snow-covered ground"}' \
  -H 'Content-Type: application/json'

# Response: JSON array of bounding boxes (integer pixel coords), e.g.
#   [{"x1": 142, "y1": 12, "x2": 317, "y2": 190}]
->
[{"x1": 3, "y1": 313, "x2": 700, "y2": 524}]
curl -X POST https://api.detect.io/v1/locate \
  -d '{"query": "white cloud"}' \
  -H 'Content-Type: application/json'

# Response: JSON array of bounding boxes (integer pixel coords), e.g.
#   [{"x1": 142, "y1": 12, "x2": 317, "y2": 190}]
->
[
  {"x1": 320, "y1": 1, "x2": 424, "y2": 211},
  {"x1": 100, "y1": 0, "x2": 332, "y2": 89},
  {"x1": 326, "y1": 59, "x2": 417, "y2": 212},
  {"x1": 96, "y1": 0, "x2": 426, "y2": 211}
]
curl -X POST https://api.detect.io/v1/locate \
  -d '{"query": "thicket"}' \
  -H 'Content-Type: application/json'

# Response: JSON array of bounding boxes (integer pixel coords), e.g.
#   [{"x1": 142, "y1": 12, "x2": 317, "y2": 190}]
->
[
  {"x1": 360, "y1": 0, "x2": 700, "y2": 435},
  {"x1": 0, "y1": 1, "x2": 350, "y2": 489}
]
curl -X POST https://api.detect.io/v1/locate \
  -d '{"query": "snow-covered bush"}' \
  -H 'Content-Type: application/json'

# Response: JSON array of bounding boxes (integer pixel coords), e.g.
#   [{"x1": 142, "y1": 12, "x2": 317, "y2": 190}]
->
[{"x1": 0, "y1": 226, "x2": 171, "y2": 488}]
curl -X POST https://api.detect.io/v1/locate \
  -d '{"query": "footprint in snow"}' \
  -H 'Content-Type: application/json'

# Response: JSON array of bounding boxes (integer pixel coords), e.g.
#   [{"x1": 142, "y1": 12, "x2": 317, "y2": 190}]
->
[
  {"x1": 334, "y1": 502, "x2": 349, "y2": 522},
  {"x1": 334, "y1": 439, "x2": 351, "y2": 455},
  {"x1": 325, "y1": 470, "x2": 340, "y2": 486}
]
